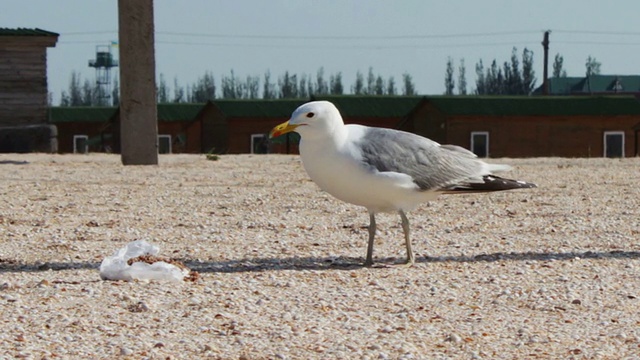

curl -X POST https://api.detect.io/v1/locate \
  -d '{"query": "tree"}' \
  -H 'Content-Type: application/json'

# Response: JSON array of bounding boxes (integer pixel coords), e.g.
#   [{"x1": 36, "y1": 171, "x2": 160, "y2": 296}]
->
[
  {"x1": 82, "y1": 79, "x2": 96, "y2": 106},
  {"x1": 366, "y1": 67, "x2": 376, "y2": 95},
  {"x1": 60, "y1": 71, "x2": 83, "y2": 106},
  {"x1": 402, "y1": 73, "x2": 416, "y2": 95},
  {"x1": 552, "y1": 53, "x2": 567, "y2": 78},
  {"x1": 507, "y1": 47, "x2": 523, "y2": 94},
  {"x1": 585, "y1": 56, "x2": 601, "y2": 76},
  {"x1": 457, "y1": 59, "x2": 467, "y2": 95},
  {"x1": 486, "y1": 60, "x2": 501, "y2": 94},
  {"x1": 521, "y1": 48, "x2": 536, "y2": 94},
  {"x1": 278, "y1": 71, "x2": 298, "y2": 98},
  {"x1": 473, "y1": 47, "x2": 535, "y2": 95},
  {"x1": 374, "y1": 75, "x2": 385, "y2": 95},
  {"x1": 444, "y1": 57, "x2": 455, "y2": 95},
  {"x1": 386, "y1": 76, "x2": 396, "y2": 95},
  {"x1": 191, "y1": 71, "x2": 216, "y2": 102},
  {"x1": 298, "y1": 74, "x2": 309, "y2": 98},
  {"x1": 112, "y1": 76, "x2": 120, "y2": 106},
  {"x1": 352, "y1": 71, "x2": 365, "y2": 95},
  {"x1": 474, "y1": 60, "x2": 486, "y2": 95},
  {"x1": 263, "y1": 71, "x2": 276, "y2": 99},
  {"x1": 329, "y1": 72, "x2": 344, "y2": 95},
  {"x1": 157, "y1": 73, "x2": 169, "y2": 103},
  {"x1": 221, "y1": 70, "x2": 244, "y2": 99},
  {"x1": 173, "y1": 77, "x2": 185, "y2": 102},
  {"x1": 307, "y1": 76, "x2": 315, "y2": 97},
  {"x1": 245, "y1": 75, "x2": 260, "y2": 99},
  {"x1": 315, "y1": 67, "x2": 328, "y2": 95}
]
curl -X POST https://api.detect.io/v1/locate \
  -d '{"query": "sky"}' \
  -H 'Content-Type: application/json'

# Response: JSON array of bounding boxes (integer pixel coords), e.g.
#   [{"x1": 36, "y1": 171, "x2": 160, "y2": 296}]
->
[{"x1": 4, "y1": 0, "x2": 640, "y2": 104}]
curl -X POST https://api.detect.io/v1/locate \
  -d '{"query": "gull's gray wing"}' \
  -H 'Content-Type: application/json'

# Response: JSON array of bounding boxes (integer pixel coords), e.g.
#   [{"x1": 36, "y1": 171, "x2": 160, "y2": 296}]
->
[{"x1": 356, "y1": 127, "x2": 486, "y2": 191}]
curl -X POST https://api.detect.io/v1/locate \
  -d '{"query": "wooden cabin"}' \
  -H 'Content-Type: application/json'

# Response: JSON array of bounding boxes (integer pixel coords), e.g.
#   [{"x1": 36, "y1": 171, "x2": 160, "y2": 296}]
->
[
  {"x1": 0, "y1": 28, "x2": 59, "y2": 152},
  {"x1": 210, "y1": 99, "x2": 306, "y2": 154},
  {"x1": 48, "y1": 95, "x2": 640, "y2": 157},
  {"x1": 405, "y1": 96, "x2": 640, "y2": 158},
  {"x1": 49, "y1": 106, "x2": 118, "y2": 153}
]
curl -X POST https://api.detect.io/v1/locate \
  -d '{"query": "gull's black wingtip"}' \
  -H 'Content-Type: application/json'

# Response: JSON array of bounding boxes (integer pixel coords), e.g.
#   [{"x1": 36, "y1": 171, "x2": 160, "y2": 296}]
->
[{"x1": 444, "y1": 175, "x2": 537, "y2": 193}]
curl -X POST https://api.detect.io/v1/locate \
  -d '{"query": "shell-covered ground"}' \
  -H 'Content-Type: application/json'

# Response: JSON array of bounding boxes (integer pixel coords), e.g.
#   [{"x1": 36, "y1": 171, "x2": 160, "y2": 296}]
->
[{"x1": 1, "y1": 154, "x2": 639, "y2": 359}]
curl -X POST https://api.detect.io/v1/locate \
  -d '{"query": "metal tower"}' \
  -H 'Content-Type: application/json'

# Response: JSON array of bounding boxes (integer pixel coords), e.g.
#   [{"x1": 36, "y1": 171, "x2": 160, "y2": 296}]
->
[{"x1": 88, "y1": 44, "x2": 119, "y2": 105}]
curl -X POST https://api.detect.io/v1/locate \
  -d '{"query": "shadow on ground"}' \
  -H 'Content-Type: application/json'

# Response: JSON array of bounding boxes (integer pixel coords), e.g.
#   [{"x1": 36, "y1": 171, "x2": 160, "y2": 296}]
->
[{"x1": 2, "y1": 250, "x2": 639, "y2": 274}]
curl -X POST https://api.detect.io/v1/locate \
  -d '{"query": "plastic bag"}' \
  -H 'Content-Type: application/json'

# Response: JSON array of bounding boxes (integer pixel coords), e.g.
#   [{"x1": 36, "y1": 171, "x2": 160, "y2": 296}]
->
[{"x1": 99, "y1": 240, "x2": 189, "y2": 282}]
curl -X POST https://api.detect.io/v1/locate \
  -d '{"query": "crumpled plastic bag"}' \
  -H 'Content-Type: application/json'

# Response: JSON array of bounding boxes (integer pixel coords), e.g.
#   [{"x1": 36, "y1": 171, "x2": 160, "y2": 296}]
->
[{"x1": 99, "y1": 240, "x2": 189, "y2": 282}]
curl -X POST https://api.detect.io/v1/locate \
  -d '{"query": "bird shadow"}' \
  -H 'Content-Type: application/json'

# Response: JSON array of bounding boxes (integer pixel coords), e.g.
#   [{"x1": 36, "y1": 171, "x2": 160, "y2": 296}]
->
[
  {"x1": 0, "y1": 160, "x2": 29, "y2": 165},
  {"x1": 1, "y1": 250, "x2": 639, "y2": 274}
]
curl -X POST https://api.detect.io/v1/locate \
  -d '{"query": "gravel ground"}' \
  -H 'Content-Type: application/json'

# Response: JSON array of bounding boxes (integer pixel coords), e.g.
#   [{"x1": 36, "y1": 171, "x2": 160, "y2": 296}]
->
[{"x1": 0, "y1": 153, "x2": 639, "y2": 359}]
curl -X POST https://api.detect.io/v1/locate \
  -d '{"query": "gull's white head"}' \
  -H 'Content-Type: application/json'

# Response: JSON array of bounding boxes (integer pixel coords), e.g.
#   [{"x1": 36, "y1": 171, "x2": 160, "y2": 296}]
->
[{"x1": 269, "y1": 101, "x2": 343, "y2": 139}]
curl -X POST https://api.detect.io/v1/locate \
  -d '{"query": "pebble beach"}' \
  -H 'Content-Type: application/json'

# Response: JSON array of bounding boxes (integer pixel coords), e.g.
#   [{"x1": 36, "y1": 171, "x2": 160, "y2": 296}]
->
[{"x1": 1, "y1": 153, "x2": 639, "y2": 359}]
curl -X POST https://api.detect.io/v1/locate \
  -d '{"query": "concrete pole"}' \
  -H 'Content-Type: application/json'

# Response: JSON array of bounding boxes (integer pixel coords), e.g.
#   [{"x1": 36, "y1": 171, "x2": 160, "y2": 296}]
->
[
  {"x1": 542, "y1": 30, "x2": 550, "y2": 96},
  {"x1": 118, "y1": 0, "x2": 158, "y2": 165}
]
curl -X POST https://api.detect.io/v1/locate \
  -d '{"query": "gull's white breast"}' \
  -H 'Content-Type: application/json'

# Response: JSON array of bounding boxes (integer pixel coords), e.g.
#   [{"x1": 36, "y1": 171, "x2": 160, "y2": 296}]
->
[{"x1": 299, "y1": 125, "x2": 439, "y2": 213}]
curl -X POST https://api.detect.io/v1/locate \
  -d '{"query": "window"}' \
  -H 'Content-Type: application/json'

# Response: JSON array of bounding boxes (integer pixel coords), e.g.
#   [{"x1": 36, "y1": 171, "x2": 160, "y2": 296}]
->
[
  {"x1": 73, "y1": 135, "x2": 88, "y2": 154},
  {"x1": 604, "y1": 131, "x2": 624, "y2": 158},
  {"x1": 158, "y1": 135, "x2": 172, "y2": 154},
  {"x1": 470, "y1": 131, "x2": 489, "y2": 158},
  {"x1": 251, "y1": 134, "x2": 268, "y2": 154}
]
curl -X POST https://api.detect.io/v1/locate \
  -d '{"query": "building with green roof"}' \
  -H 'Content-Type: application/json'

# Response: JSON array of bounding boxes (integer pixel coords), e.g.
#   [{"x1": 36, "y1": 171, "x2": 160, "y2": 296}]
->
[
  {"x1": 47, "y1": 95, "x2": 640, "y2": 157},
  {"x1": 405, "y1": 95, "x2": 640, "y2": 158},
  {"x1": 0, "y1": 28, "x2": 59, "y2": 152},
  {"x1": 533, "y1": 75, "x2": 640, "y2": 96}
]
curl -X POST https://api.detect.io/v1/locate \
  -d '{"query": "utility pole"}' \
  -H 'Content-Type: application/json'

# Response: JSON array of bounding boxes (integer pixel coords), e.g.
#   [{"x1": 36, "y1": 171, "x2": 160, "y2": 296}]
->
[
  {"x1": 542, "y1": 30, "x2": 550, "y2": 95},
  {"x1": 118, "y1": 0, "x2": 158, "y2": 165}
]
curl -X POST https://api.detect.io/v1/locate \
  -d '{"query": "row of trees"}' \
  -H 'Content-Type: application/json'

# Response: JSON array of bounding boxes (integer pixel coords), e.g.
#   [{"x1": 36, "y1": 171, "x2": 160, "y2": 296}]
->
[
  {"x1": 59, "y1": 51, "x2": 607, "y2": 106},
  {"x1": 59, "y1": 67, "x2": 418, "y2": 106},
  {"x1": 444, "y1": 48, "x2": 603, "y2": 96},
  {"x1": 59, "y1": 72, "x2": 120, "y2": 107},
  {"x1": 445, "y1": 47, "x2": 536, "y2": 95}
]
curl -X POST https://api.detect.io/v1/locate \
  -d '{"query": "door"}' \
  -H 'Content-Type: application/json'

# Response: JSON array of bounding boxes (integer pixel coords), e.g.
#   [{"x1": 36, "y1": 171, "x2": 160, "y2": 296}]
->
[
  {"x1": 470, "y1": 131, "x2": 489, "y2": 158},
  {"x1": 603, "y1": 131, "x2": 624, "y2": 158}
]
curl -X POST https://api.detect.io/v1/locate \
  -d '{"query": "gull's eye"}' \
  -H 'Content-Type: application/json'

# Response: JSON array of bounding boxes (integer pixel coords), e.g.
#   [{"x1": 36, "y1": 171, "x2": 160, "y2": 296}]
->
[{"x1": 306, "y1": 112, "x2": 315, "y2": 118}]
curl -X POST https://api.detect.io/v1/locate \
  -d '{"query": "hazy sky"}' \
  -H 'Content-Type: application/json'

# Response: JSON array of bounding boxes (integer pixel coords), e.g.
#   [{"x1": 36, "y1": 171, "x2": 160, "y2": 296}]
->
[{"x1": 4, "y1": 0, "x2": 640, "y2": 104}]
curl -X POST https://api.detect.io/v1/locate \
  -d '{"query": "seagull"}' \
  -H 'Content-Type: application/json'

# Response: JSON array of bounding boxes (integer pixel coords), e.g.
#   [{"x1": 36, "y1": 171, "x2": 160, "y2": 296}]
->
[{"x1": 269, "y1": 101, "x2": 536, "y2": 266}]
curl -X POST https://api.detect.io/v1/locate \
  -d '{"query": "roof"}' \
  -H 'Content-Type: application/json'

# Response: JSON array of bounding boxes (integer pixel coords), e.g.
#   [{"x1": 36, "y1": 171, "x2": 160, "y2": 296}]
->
[
  {"x1": 50, "y1": 95, "x2": 640, "y2": 123},
  {"x1": 312, "y1": 95, "x2": 424, "y2": 117},
  {"x1": 157, "y1": 103, "x2": 207, "y2": 121},
  {"x1": 425, "y1": 95, "x2": 640, "y2": 116},
  {"x1": 50, "y1": 104, "x2": 208, "y2": 123},
  {"x1": 212, "y1": 99, "x2": 305, "y2": 118},
  {"x1": 49, "y1": 107, "x2": 118, "y2": 123},
  {"x1": 0, "y1": 28, "x2": 59, "y2": 37},
  {"x1": 534, "y1": 75, "x2": 640, "y2": 95}
]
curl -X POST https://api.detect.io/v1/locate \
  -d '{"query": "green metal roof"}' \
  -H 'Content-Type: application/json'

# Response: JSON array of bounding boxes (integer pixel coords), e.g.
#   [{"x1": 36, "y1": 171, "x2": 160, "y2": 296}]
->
[
  {"x1": 426, "y1": 95, "x2": 640, "y2": 116},
  {"x1": 312, "y1": 95, "x2": 424, "y2": 117},
  {"x1": 0, "y1": 28, "x2": 59, "y2": 37},
  {"x1": 212, "y1": 99, "x2": 305, "y2": 118},
  {"x1": 50, "y1": 104, "x2": 207, "y2": 123},
  {"x1": 534, "y1": 75, "x2": 640, "y2": 95},
  {"x1": 49, "y1": 107, "x2": 118, "y2": 123},
  {"x1": 157, "y1": 103, "x2": 206, "y2": 121}
]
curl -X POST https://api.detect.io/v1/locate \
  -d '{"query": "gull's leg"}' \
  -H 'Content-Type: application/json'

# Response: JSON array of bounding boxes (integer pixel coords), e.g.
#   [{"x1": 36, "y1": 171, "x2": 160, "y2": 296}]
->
[
  {"x1": 365, "y1": 212, "x2": 376, "y2": 266},
  {"x1": 399, "y1": 210, "x2": 415, "y2": 266}
]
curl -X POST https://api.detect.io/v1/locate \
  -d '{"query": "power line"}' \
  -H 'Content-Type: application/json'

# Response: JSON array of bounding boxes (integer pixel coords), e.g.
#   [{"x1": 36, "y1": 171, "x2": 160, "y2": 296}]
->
[
  {"x1": 59, "y1": 39, "x2": 540, "y2": 49},
  {"x1": 60, "y1": 29, "x2": 640, "y2": 41},
  {"x1": 58, "y1": 29, "x2": 640, "y2": 48},
  {"x1": 554, "y1": 29, "x2": 640, "y2": 36},
  {"x1": 61, "y1": 30, "x2": 539, "y2": 40},
  {"x1": 554, "y1": 40, "x2": 640, "y2": 46},
  {"x1": 154, "y1": 30, "x2": 539, "y2": 40},
  {"x1": 61, "y1": 31, "x2": 116, "y2": 36}
]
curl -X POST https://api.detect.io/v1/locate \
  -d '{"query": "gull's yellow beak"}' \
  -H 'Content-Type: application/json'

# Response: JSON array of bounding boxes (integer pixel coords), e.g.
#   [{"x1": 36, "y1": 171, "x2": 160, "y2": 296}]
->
[{"x1": 269, "y1": 120, "x2": 300, "y2": 139}]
